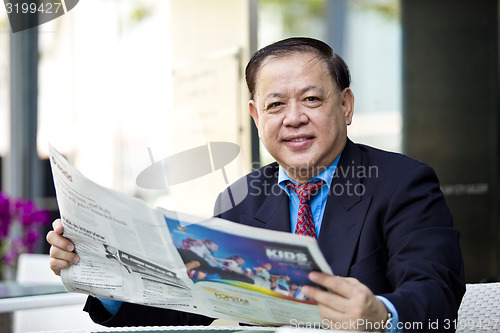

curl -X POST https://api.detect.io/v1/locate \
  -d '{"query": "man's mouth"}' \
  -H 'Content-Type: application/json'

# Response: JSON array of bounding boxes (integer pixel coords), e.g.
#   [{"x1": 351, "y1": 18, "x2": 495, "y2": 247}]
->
[
  {"x1": 284, "y1": 136, "x2": 314, "y2": 142},
  {"x1": 283, "y1": 136, "x2": 314, "y2": 149}
]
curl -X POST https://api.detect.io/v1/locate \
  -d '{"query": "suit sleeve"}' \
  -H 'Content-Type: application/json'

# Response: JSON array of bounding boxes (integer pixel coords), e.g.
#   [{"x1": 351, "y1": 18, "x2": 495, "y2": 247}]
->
[
  {"x1": 380, "y1": 164, "x2": 465, "y2": 332},
  {"x1": 84, "y1": 296, "x2": 214, "y2": 327}
]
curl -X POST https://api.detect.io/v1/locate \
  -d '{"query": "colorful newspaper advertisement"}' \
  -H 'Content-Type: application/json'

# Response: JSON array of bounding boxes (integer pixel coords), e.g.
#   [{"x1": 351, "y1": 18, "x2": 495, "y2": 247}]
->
[{"x1": 49, "y1": 145, "x2": 333, "y2": 325}]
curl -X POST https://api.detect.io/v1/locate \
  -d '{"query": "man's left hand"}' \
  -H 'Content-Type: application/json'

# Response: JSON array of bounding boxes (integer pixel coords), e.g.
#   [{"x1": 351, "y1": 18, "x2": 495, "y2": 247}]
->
[{"x1": 302, "y1": 272, "x2": 388, "y2": 331}]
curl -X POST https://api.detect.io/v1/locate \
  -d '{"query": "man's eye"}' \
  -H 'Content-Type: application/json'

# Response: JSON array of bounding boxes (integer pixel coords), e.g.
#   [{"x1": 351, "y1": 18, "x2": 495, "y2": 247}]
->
[
  {"x1": 304, "y1": 96, "x2": 323, "y2": 107},
  {"x1": 266, "y1": 102, "x2": 283, "y2": 110}
]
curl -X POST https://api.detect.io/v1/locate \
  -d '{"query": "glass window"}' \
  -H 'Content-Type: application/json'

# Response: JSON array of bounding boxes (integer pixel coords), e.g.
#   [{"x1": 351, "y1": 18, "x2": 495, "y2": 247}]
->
[
  {"x1": 35, "y1": 1, "x2": 252, "y2": 218},
  {"x1": 37, "y1": 1, "x2": 172, "y2": 198},
  {"x1": 257, "y1": 0, "x2": 402, "y2": 166}
]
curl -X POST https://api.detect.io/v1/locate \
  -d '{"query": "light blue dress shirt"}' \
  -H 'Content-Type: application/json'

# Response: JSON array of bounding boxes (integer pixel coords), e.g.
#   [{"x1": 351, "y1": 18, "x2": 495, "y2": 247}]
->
[
  {"x1": 277, "y1": 154, "x2": 341, "y2": 235},
  {"x1": 98, "y1": 296, "x2": 122, "y2": 314},
  {"x1": 278, "y1": 156, "x2": 400, "y2": 333}
]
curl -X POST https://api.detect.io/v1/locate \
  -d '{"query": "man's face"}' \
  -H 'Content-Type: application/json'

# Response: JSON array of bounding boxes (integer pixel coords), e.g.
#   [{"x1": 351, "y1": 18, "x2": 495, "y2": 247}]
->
[{"x1": 249, "y1": 52, "x2": 354, "y2": 183}]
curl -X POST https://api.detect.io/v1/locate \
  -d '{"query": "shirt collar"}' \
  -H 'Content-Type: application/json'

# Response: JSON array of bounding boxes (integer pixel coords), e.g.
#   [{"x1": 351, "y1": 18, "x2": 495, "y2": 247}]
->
[{"x1": 278, "y1": 154, "x2": 341, "y2": 194}]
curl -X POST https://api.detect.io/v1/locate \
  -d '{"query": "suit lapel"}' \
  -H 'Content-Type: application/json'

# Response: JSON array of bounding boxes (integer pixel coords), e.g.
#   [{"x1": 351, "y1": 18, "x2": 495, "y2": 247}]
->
[
  {"x1": 254, "y1": 184, "x2": 291, "y2": 232},
  {"x1": 318, "y1": 139, "x2": 371, "y2": 277},
  {"x1": 252, "y1": 163, "x2": 291, "y2": 233}
]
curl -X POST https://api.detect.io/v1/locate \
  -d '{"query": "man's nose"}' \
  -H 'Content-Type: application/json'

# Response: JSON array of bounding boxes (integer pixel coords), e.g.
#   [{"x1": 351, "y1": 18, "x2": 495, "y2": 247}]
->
[{"x1": 282, "y1": 102, "x2": 309, "y2": 127}]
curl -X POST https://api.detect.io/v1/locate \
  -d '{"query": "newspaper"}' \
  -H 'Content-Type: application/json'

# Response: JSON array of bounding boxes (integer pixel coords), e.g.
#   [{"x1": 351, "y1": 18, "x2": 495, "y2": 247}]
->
[{"x1": 49, "y1": 145, "x2": 333, "y2": 326}]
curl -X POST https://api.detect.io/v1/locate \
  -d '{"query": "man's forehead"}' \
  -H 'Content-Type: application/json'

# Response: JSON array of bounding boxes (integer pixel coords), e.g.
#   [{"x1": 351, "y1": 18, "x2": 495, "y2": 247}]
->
[{"x1": 255, "y1": 54, "x2": 333, "y2": 89}]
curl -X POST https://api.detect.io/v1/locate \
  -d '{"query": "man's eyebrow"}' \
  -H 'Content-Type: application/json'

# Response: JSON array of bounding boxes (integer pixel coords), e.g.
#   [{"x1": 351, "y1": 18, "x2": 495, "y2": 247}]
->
[
  {"x1": 263, "y1": 86, "x2": 324, "y2": 101},
  {"x1": 262, "y1": 92, "x2": 286, "y2": 102}
]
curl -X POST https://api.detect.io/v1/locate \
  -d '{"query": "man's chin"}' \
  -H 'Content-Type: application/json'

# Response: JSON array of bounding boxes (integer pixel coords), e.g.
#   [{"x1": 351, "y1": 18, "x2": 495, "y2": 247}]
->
[{"x1": 282, "y1": 164, "x2": 317, "y2": 182}]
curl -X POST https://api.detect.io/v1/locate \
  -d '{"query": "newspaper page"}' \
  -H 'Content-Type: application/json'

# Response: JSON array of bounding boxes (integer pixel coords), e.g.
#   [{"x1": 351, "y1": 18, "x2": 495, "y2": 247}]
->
[
  {"x1": 49, "y1": 145, "x2": 333, "y2": 325},
  {"x1": 49, "y1": 145, "x2": 206, "y2": 316}
]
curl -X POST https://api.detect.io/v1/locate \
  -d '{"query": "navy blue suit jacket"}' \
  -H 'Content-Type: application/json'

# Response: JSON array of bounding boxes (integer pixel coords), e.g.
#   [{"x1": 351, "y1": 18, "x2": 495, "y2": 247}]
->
[{"x1": 85, "y1": 139, "x2": 465, "y2": 331}]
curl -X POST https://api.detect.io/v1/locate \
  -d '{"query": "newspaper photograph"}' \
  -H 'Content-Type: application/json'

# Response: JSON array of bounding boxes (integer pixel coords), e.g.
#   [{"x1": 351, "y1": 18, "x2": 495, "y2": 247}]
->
[
  {"x1": 49, "y1": 145, "x2": 333, "y2": 325},
  {"x1": 164, "y1": 213, "x2": 333, "y2": 325}
]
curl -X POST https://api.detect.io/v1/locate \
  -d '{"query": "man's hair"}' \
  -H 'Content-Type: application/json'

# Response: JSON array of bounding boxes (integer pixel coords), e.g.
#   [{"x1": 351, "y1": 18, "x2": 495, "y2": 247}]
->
[{"x1": 245, "y1": 37, "x2": 351, "y2": 100}]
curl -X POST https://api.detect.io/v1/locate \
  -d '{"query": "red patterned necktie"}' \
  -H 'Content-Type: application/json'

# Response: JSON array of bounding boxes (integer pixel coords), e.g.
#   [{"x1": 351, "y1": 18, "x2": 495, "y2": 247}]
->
[{"x1": 286, "y1": 180, "x2": 326, "y2": 238}]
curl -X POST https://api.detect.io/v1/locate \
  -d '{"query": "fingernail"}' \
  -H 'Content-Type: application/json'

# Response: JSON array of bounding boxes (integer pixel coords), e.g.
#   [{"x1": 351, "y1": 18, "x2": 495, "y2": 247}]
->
[
  {"x1": 73, "y1": 256, "x2": 80, "y2": 263},
  {"x1": 67, "y1": 244, "x2": 74, "y2": 251},
  {"x1": 308, "y1": 271, "x2": 320, "y2": 281}
]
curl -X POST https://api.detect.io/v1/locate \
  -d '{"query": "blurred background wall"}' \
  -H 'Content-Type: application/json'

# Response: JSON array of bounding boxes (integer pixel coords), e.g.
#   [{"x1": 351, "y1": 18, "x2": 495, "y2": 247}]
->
[{"x1": 0, "y1": 0, "x2": 498, "y2": 283}]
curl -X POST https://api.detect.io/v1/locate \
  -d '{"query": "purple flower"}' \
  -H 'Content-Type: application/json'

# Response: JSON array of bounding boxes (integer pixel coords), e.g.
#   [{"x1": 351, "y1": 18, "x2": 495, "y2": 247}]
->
[
  {"x1": 13, "y1": 199, "x2": 50, "y2": 226},
  {"x1": 0, "y1": 193, "x2": 9, "y2": 215},
  {"x1": 0, "y1": 192, "x2": 52, "y2": 268},
  {"x1": 25, "y1": 209, "x2": 51, "y2": 225},
  {"x1": 0, "y1": 193, "x2": 11, "y2": 238},
  {"x1": 3, "y1": 238, "x2": 24, "y2": 266},
  {"x1": 24, "y1": 229, "x2": 42, "y2": 252}
]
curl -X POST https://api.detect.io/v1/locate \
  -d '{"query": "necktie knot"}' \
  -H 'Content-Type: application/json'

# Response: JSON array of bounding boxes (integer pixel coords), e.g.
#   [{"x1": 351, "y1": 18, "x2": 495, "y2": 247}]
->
[{"x1": 286, "y1": 180, "x2": 325, "y2": 203}]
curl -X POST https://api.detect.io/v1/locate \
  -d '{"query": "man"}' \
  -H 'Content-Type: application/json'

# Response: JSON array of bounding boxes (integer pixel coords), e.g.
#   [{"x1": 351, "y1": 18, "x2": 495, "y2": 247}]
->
[{"x1": 47, "y1": 37, "x2": 465, "y2": 331}]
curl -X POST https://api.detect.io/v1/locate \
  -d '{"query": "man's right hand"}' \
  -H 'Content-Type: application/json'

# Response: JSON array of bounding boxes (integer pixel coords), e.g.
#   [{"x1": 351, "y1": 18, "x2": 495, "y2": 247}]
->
[
  {"x1": 46, "y1": 219, "x2": 201, "y2": 277},
  {"x1": 46, "y1": 219, "x2": 80, "y2": 276}
]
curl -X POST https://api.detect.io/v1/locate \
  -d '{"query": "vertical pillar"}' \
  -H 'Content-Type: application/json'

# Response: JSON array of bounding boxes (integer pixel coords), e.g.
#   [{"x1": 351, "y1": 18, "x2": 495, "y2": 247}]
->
[
  {"x1": 8, "y1": 23, "x2": 41, "y2": 199},
  {"x1": 326, "y1": 0, "x2": 347, "y2": 57},
  {"x1": 402, "y1": 0, "x2": 500, "y2": 282},
  {"x1": 249, "y1": 0, "x2": 259, "y2": 168}
]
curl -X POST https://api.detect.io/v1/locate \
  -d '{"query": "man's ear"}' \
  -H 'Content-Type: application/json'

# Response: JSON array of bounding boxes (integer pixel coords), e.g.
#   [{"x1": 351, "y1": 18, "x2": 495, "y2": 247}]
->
[
  {"x1": 341, "y1": 88, "x2": 354, "y2": 126},
  {"x1": 249, "y1": 100, "x2": 259, "y2": 129}
]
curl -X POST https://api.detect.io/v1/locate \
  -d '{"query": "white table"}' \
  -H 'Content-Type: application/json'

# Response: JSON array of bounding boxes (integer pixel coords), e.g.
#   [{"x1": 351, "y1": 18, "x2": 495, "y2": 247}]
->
[
  {"x1": 0, "y1": 281, "x2": 89, "y2": 332},
  {"x1": 0, "y1": 281, "x2": 87, "y2": 313}
]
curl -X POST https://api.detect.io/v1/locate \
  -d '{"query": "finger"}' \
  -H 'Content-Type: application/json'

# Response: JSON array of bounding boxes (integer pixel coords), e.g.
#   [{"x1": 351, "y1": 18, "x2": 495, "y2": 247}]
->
[
  {"x1": 52, "y1": 219, "x2": 64, "y2": 234},
  {"x1": 301, "y1": 286, "x2": 353, "y2": 325},
  {"x1": 308, "y1": 272, "x2": 357, "y2": 298},
  {"x1": 185, "y1": 261, "x2": 200, "y2": 272},
  {"x1": 49, "y1": 257, "x2": 74, "y2": 276},
  {"x1": 302, "y1": 285, "x2": 348, "y2": 312},
  {"x1": 46, "y1": 230, "x2": 74, "y2": 252},
  {"x1": 49, "y1": 245, "x2": 80, "y2": 264},
  {"x1": 316, "y1": 304, "x2": 346, "y2": 324},
  {"x1": 303, "y1": 286, "x2": 370, "y2": 328}
]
